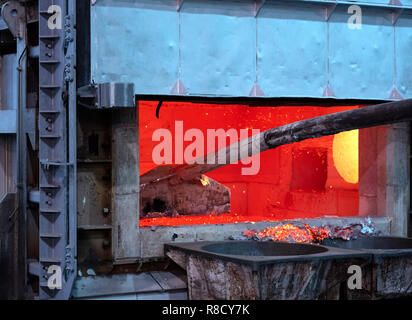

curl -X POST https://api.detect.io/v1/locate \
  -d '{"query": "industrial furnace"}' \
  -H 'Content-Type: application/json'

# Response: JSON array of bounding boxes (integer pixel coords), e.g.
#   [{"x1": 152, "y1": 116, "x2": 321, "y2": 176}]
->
[{"x1": 0, "y1": 0, "x2": 412, "y2": 301}]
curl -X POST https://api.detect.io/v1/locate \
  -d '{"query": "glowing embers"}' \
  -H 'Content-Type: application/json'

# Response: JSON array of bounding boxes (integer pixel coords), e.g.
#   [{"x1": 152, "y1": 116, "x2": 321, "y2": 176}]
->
[
  {"x1": 200, "y1": 175, "x2": 210, "y2": 187},
  {"x1": 333, "y1": 129, "x2": 359, "y2": 184},
  {"x1": 245, "y1": 224, "x2": 329, "y2": 244},
  {"x1": 139, "y1": 213, "x2": 281, "y2": 227},
  {"x1": 244, "y1": 218, "x2": 377, "y2": 244}
]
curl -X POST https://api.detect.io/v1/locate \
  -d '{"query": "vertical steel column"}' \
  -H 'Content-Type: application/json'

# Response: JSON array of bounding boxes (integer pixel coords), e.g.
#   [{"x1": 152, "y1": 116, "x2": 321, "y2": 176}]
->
[
  {"x1": 1, "y1": 0, "x2": 28, "y2": 300},
  {"x1": 66, "y1": 0, "x2": 77, "y2": 292},
  {"x1": 112, "y1": 107, "x2": 141, "y2": 262},
  {"x1": 38, "y1": 0, "x2": 76, "y2": 299},
  {"x1": 386, "y1": 123, "x2": 410, "y2": 237},
  {"x1": 16, "y1": 32, "x2": 27, "y2": 300}
]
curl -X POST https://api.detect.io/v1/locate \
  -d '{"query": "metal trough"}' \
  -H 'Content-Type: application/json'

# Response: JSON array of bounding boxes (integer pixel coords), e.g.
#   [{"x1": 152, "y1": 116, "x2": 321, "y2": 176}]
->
[
  {"x1": 165, "y1": 241, "x2": 371, "y2": 300},
  {"x1": 321, "y1": 236, "x2": 412, "y2": 299},
  {"x1": 201, "y1": 241, "x2": 328, "y2": 257},
  {"x1": 322, "y1": 236, "x2": 412, "y2": 250}
]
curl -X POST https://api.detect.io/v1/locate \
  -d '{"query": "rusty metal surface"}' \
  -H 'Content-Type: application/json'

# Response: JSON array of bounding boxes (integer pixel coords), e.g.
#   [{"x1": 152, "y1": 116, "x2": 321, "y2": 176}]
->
[
  {"x1": 111, "y1": 109, "x2": 141, "y2": 262},
  {"x1": 77, "y1": 164, "x2": 112, "y2": 227},
  {"x1": 374, "y1": 255, "x2": 412, "y2": 297},
  {"x1": 77, "y1": 107, "x2": 113, "y2": 270}
]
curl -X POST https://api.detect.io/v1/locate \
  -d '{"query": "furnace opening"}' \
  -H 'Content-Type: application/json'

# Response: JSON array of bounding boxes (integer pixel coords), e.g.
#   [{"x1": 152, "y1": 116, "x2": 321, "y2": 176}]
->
[{"x1": 138, "y1": 101, "x2": 384, "y2": 227}]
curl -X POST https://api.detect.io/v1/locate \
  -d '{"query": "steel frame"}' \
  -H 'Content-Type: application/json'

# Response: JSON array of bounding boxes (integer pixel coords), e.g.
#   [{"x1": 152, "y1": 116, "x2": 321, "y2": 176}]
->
[{"x1": 37, "y1": 0, "x2": 76, "y2": 300}]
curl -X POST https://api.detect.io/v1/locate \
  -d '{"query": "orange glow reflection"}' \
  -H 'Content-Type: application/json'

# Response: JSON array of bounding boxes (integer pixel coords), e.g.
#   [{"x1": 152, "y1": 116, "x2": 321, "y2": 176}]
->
[{"x1": 333, "y1": 130, "x2": 359, "y2": 184}]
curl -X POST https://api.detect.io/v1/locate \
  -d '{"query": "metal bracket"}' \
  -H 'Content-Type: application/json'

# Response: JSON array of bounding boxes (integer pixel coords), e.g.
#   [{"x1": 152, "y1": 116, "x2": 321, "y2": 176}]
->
[
  {"x1": 387, "y1": 8, "x2": 404, "y2": 25},
  {"x1": 64, "y1": 14, "x2": 74, "y2": 50},
  {"x1": 385, "y1": 0, "x2": 404, "y2": 25},
  {"x1": 176, "y1": 0, "x2": 184, "y2": 12},
  {"x1": 64, "y1": 15, "x2": 75, "y2": 84},
  {"x1": 249, "y1": 83, "x2": 265, "y2": 97},
  {"x1": 28, "y1": 189, "x2": 40, "y2": 204},
  {"x1": 64, "y1": 55, "x2": 75, "y2": 83},
  {"x1": 170, "y1": 79, "x2": 188, "y2": 95},
  {"x1": 323, "y1": 85, "x2": 335, "y2": 98},
  {"x1": 78, "y1": 82, "x2": 135, "y2": 109},
  {"x1": 1, "y1": 1, "x2": 25, "y2": 39},
  {"x1": 255, "y1": 0, "x2": 266, "y2": 17},
  {"x1": 324, "y1": 3, "x2": 337, "y2": 21},
  {"x1": 389, "y1": 86, "x2": 403, "y2": 100},
  {"x1": 64, "y1": 246, "x2": 74, "y2": 281}
]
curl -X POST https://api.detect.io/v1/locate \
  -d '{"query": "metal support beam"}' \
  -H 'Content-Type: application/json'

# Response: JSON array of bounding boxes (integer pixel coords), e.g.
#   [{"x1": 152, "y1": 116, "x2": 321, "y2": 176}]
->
[
  {"x1": 16, "y1": 13, "x2": 28, "y2": 299},
  {"x1": 386, "y1": 122, "x2": 410, "y2": 236},
  {"x1": 111, "y1": 108, "x2": 141, "y2": 263},
  {"x1": 37, "y1": 0, "x2": 77, "y2": 300},
  {"x1": 78, "y1": 82, "x2": 135, "y2": 109}
]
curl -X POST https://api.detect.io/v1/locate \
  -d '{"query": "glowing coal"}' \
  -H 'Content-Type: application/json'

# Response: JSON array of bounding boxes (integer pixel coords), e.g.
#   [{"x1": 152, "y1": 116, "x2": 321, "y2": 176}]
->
[
  {"x1": 244, "y1": 218, "x2": 378, "y2": 244},
  {"x1": 244, "y1": 224, "x2": 329, "y2": 244}
]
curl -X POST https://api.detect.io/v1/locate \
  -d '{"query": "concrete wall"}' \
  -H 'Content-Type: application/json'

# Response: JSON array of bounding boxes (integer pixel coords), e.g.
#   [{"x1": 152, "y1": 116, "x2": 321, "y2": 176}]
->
[
  {"x1": 359, "y1": 123, "x2": 410, "y2": 236},
  {"x1": 386, "y1": 123, "x2": 410, "y2": 236},
  {"x1": 112, "y1": 109, "x2": 141, "y2": 262}
]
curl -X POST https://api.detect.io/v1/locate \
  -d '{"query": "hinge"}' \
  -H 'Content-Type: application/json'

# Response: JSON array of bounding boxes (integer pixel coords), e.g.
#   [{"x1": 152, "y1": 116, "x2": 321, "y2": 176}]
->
[
  {"x1": 78, "y1": 83, "x2": 135, "y2": 109},
  {"x1": 64, "y1": 246, "x2": 74, "y2": 281},
  {"x1": 64, "y1": 14, "x2": 74, "y2": 50},
  {"x1": 64, "y1": 55, "x2": 75, "y2": 83}
]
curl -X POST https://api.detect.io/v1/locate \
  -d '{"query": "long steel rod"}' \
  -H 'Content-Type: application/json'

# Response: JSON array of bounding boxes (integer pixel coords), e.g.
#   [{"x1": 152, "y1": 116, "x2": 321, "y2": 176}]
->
[{"x1": 142, "y1": 99, "x2": 412, "y2": 185}]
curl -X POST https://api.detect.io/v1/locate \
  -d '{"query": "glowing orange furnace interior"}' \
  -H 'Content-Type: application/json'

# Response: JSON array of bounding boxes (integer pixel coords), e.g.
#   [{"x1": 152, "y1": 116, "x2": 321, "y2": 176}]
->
[{"x1": 139, "y1": 102, "x2": 369, "y2": 227}]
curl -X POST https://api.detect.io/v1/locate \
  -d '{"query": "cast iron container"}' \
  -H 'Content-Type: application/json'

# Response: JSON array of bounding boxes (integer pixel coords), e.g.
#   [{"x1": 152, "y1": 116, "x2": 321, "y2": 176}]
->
[
  {"x1": 166, "y1": 237, "x2": 412, "y2": 300},
  {"x1": 321, "y1": 236, "x2": 412, "y2": 299},
  {"x1": 165, "y1": 241, "x2": 371, "y2": 300}
]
